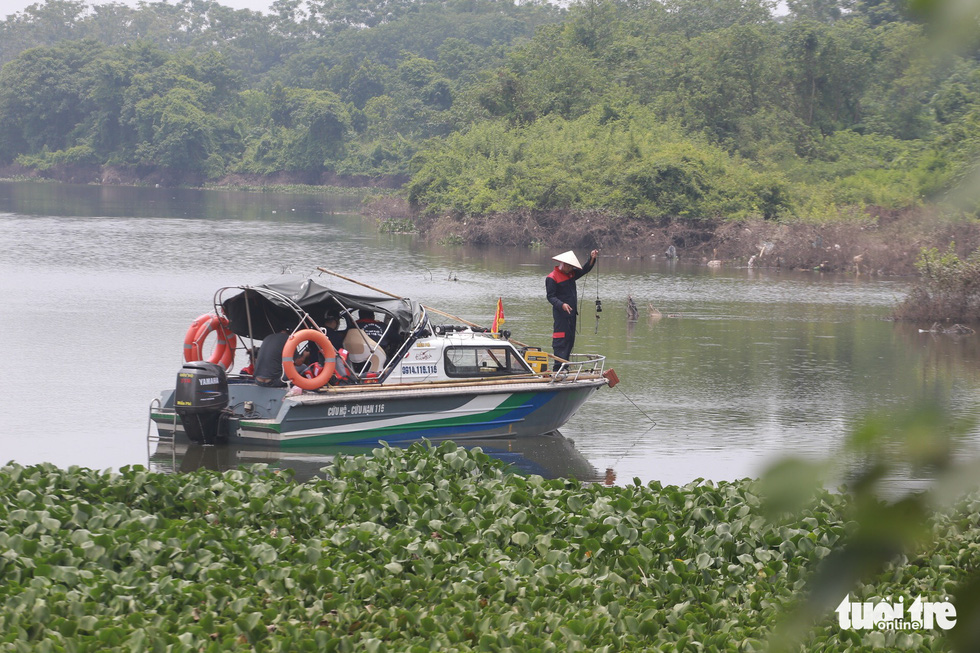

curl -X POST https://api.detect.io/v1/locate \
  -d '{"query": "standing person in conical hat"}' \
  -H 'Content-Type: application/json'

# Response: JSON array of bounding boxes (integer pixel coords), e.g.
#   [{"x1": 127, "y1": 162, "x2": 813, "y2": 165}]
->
[{"x1": 546, "y1": 249, "x2": 598, "y2": 371}]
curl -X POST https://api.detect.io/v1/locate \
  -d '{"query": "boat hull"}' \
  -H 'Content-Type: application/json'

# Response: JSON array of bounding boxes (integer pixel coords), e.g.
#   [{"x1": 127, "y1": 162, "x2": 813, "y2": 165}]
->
[{"x1": 152, "y1": 379, "x2": 604, "y2": 447}]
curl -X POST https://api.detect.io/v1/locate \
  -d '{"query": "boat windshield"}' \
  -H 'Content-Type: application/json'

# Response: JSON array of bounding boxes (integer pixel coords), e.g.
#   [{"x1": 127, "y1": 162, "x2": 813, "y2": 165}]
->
[{"x1": 444, "y1": 345, "x2": 533, "y2": 378}]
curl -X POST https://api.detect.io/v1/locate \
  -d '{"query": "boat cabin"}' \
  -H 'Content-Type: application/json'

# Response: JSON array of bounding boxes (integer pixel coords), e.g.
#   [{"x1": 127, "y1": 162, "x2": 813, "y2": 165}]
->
[{"x1": 384, "y1": 328, "x2": 536, "y2": 385}]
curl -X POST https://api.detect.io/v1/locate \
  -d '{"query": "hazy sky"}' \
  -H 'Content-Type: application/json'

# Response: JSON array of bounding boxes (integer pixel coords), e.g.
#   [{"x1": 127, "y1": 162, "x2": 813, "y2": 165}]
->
[{"x1": 1, "y1": 0, "x2": 275, "y2": 21}]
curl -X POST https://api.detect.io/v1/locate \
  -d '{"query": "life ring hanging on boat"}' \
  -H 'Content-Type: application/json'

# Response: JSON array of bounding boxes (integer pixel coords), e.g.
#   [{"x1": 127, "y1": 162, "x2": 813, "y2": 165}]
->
[
  {"x1": 183, "y1": 313, "x2": 237, "y2": 371},
  {"x1": 283, "y1": 329, "x2": 336, "y2": 391}
]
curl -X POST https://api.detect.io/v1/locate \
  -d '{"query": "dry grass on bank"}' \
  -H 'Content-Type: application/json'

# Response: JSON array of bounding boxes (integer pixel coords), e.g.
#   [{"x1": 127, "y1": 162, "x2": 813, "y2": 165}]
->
[{"x1": 370, "y1": 199, "x2": 980, "y2": 277}]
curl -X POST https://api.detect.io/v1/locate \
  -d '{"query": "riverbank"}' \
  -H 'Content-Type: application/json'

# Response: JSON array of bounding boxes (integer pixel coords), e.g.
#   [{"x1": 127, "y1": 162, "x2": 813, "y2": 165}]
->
[
  {"x1": 0, "y1": 442, "x2": 971, "y2": 651},
  {"x1": 3, "y1": 165, "x2": 976, "y2": 277},
  {"x1": 400, "y1": 204, "x2": 980, "y2": 277}
]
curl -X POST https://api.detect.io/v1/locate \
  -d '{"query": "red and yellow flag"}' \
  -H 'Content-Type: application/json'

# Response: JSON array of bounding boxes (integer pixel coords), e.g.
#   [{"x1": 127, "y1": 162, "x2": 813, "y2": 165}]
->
[{"x1": 492, "y1": 297, "x2": 505, "y2": 335}]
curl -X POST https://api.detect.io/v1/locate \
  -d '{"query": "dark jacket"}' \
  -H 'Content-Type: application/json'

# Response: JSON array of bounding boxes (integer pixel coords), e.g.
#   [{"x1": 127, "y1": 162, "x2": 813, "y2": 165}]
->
[
  {"x1": 546, "y1": 258, "x2": 596, "y2": 321},
  {"x1": 254, "y1": 331, "x2": 289, "y2": 384},
  {"x1": 356, "y1": 319, "x2": 384, "y2": 343}
]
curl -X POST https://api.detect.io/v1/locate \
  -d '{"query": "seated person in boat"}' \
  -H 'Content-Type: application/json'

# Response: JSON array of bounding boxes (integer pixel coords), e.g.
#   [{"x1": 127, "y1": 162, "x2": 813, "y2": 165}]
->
[
  {"x1": 323, "y1": 309, "x2": 348, "y2": 351},
  {"x1": 254, "y1": 329, "x2": 310, "y2": 387},
  {"x1": 357, "y1": 308, "x2": 406, "y2": 358},
  {"x1": 344, "y1": 326, "x2": 386, "y2": 374},
  {"x1": 301, "y1": 311, "x2": 353, "y2": 384},
  {"x1": 305, "y1": 310, "x2": 347, "y2": 366},
  {"x1": 356, "y1": 310, "x2": 384, "y2": 342}
]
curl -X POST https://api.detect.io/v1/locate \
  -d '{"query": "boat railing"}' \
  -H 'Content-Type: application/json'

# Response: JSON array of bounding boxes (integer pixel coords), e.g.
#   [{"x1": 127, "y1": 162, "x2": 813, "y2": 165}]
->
[
  {"x1": 146, "y1": 397, "x2": 177, "y2": 473},
  {"x1": 552, "y1": 354, "x2": 606, "y2": 383}
]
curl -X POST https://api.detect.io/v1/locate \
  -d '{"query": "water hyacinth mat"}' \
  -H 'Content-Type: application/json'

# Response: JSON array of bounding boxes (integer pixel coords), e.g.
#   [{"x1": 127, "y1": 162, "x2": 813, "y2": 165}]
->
[{"x1": 1, "y1": 442, "x2": 976, "y2": 652}]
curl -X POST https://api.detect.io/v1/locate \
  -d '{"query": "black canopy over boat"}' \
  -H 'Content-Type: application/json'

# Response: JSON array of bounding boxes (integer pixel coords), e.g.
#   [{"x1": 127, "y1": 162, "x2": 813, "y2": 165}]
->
[{"x1": 220, "y1": 275, "x2": 423, "y2": 340}]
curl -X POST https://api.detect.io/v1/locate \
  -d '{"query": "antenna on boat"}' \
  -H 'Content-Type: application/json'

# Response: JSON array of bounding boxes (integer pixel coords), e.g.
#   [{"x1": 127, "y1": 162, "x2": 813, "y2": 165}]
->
[{"x1": 594, "y1": 255, "x2": 602, "y2": 334}]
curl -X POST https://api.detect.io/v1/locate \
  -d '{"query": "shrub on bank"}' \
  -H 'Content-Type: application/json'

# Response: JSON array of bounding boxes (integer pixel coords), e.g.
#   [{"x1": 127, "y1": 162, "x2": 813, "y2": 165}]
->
[
  {"x1": 407, "y1": 106, "x2": 794, "y2": 221},
  {"x1": 0, "y1": 442, "x2": 972, "y2": 651},
  {"x1": 894, "y1": 243, "x2": 980, "y2": 323}
]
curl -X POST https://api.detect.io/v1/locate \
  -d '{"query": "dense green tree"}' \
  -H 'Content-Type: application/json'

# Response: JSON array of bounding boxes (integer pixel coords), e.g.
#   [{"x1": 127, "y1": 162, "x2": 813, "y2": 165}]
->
[
  {"x1": 916, "y1": 86, "x2": 980, "y2": 205},
  {"x1": 658, "y1": 0, "x2": 775, "y2": 38},
  {"x1": 397, "y1": 55, "x2": 451, "y2": 109},
  {"x1": 851, "y1": 0, "x2": 911, "y2": 26},
  {"x1": 856, "y1": 21, "x2": 944, "y2": 139},
  {"x1": 344, "y1": 60, "x2": 389, "y2": 109},
  {"x1": 80, "y1": 42, "x2": 170, "y2": 160},
  {"x1": 463, "y1": 22, "x2": 615, "y2": 125},
  {"x1": 436, "y1": 37, "x2": 503, "y2": 89},
  {"x1": 780, "y1": 20, "x2": 872, "y2": 140},
  {"x1": 131, "y1": 87, "x2": 219, "y2": 172},
  {"x1": 239, "y1": 86, "x2": 350, "y2": 172},
  {"x1": 785, "y1": 0, "x2": 853, "y2": 23},
  {"x1": 306, "y1": 0, "x2": 417, "y2": 30},
  {"x1": 648, "y1": 24, "x2": 787, "y2": 148},
  {"x1": 270, "y1": 0, "x2": 312, "y2": 38},
  {"x1": 0, "y1": 39, "x2": 104, "y2": 163},
  {"x1": 285, "y1": 89, "x2": 350, "y2": 168},
  {"x1": 567, "y1": 0, "x2": 619, "y2": 52},
  {"x1": 931, "y1": 66, "x2": 980, "y2": 125},
  {"x1": 120, "y1": 53, "x2": 243, "y2": 174},
  {"x1": 0, "y1": 0, "x2": 88, "y2": 66}
]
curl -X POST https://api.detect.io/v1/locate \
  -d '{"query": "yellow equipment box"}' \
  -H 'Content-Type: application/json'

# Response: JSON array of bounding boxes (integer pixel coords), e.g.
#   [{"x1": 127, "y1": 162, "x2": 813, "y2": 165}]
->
[{"x1": 524, "y1": 348, "x2": 549, "y2": 373}]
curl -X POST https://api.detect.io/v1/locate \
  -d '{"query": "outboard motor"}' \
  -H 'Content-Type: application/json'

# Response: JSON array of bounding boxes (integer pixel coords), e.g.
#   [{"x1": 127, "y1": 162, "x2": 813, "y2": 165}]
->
[{"x1": 174, "y1": 362, "x2": 230, "y2": 444}]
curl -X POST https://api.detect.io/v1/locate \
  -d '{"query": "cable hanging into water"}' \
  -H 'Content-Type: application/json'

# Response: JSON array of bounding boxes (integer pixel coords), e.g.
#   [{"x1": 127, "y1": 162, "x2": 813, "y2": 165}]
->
[
  {"x1": 607, "y1": 386, "x2": 659, "y2": 470},
  {"x1": 617, "y1": 385, "x2": 656, "y2": 425}
]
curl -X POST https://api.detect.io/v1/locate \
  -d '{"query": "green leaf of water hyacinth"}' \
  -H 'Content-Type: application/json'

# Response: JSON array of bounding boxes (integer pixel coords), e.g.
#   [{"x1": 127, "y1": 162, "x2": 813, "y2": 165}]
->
[
  {"x1": 384, "y1": 562, "x2": 403, "y2": 574},
  {"x1": 0, "y1": 441, "x2": 977, "y2": 651}
]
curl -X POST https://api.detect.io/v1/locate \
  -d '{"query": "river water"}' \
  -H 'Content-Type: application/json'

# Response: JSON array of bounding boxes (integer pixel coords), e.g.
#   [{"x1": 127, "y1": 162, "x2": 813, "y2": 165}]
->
[{"x1": 1, "y1": 180, "x2": 978, "y2": 486}]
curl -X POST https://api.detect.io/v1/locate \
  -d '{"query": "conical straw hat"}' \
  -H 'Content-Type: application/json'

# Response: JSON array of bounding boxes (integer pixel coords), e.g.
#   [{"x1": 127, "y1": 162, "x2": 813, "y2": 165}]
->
[{"x1": 552, "y1": 250, "x2": 583, "y2": 269}]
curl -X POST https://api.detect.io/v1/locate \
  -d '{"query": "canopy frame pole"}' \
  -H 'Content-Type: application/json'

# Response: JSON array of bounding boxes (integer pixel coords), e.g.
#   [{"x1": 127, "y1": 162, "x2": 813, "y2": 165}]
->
[
  {"x1": 244, "y1": 288, "x2": 255, "y2": 369},
  {"x1": 316, "y1": 267, "x2": 569, "y2": 366}
]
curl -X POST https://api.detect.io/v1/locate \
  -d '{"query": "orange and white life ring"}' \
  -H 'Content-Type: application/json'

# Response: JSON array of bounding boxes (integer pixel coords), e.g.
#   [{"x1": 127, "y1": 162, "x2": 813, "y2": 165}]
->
[
  {"x1": 183, "y1": 313, "x2": 237, "y2": 371},
  {"x1": 283, "y1": 329, "x2": 336, "y2": 391}
]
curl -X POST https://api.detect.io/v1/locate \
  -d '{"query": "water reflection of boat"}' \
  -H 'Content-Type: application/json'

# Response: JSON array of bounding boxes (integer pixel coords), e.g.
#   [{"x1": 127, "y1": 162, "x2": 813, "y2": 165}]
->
[
  {"x1": 150, "y1": 273, "x2": 614, "y2": 447},
  {"x1": 149, "y1": 432, "x2": 601, "y2": 483}
]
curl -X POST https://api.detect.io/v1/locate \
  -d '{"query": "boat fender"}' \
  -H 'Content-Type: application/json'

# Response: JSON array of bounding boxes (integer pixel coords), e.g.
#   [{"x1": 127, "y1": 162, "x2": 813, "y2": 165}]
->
[
  {"x1": 283, "y1": 329, "x2": 336, "y2": 390},
  {"x1": 183, "y1": 314, "x2": 237, "y2": 371},
  {"x1": 602, "y1": 368, "x2": 619, "y2": 388}
]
